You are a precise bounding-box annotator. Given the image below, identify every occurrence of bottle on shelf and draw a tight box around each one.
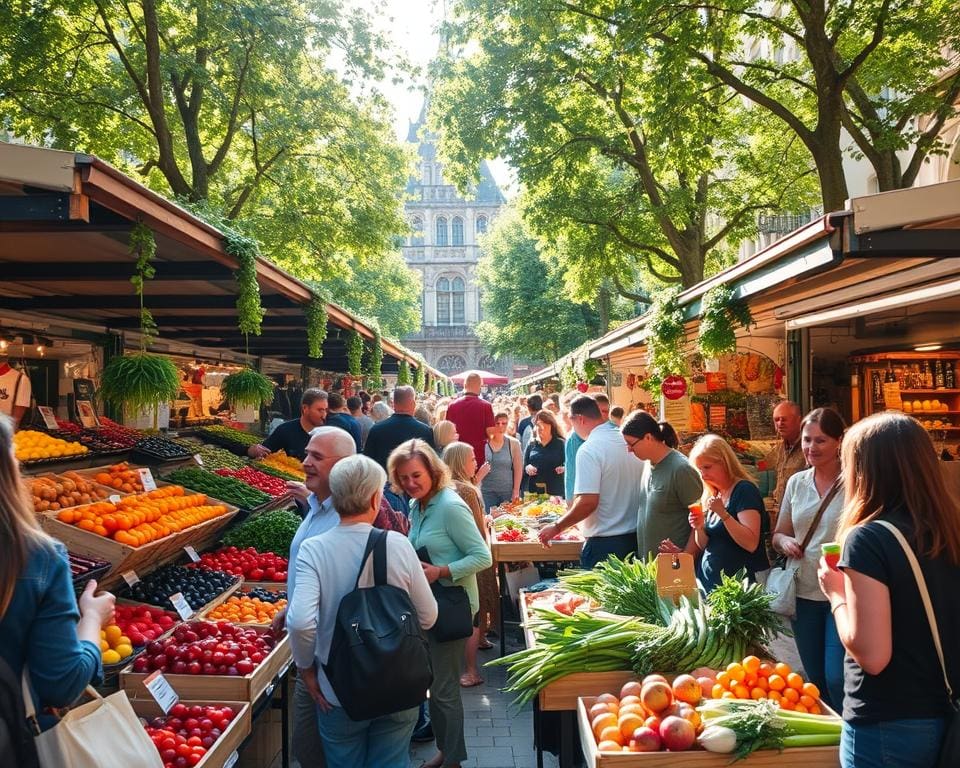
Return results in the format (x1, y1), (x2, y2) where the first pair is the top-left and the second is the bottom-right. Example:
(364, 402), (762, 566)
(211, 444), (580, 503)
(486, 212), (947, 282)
(911, 363), (922, 389)
(920, 360), (933, 389)
(885, 363), (896, 384)
(946, 361), (956, 390)
(935, 360), (946, 389)
(871, 371), (883, 404)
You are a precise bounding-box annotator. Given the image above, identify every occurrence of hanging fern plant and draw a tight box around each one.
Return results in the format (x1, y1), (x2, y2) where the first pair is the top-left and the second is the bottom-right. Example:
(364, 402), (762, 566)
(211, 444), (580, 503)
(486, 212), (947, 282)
(698, 286), (753, 360)
(347, 329), (364, 378)
(221, 368), (275, 410)
(306, 296), (328, 359)
(224, 230), (264, 341)
(559, 364), (578, 390)
(129, 221), (158, 347)
(99, 353), (181, 415)
(363, 325), (383, 389)
(583, 359), (601, 383)
(643, 287), (688, 395)
(397, 360), (411, 386)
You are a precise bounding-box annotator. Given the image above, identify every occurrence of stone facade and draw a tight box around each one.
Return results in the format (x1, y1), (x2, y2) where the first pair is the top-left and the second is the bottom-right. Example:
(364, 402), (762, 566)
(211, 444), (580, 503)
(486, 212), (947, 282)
(401, 102), (507, 375)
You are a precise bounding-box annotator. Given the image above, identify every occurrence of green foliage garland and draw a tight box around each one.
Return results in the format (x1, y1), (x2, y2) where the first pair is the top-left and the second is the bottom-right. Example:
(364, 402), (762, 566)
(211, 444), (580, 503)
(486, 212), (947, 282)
(698, 286), (753, 360)
(583, 359), (600, 383)
(221, 368), (275, 410)
(644, 288), (687, 395)
(363, 325), (384, 389)
(99, 353), (181, 414)
(347, 329), (364, 377)
(397, 360), (411, 386)
(560, 364), (578, 390)
(413, 357), (426, 392)
(224, 231), (264, 339)
(128, 222), (158, 347)
(306, 296), (328, 359)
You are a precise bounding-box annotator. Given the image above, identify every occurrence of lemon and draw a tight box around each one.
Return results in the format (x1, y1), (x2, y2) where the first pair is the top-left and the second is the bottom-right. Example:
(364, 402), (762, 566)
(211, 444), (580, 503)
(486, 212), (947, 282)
(102, 649), (121, 665)
(104, 625), (123, 645)
(114, 644), (134, 659)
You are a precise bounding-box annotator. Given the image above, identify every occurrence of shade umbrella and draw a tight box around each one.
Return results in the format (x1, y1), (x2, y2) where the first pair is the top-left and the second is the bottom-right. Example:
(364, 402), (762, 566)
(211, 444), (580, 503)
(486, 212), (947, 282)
(449, 369), (509, 386)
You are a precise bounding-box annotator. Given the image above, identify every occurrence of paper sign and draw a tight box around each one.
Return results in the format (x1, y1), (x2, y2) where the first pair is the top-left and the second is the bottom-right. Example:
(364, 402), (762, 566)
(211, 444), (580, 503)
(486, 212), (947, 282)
(193, 453), (204, 466)
(143, 671), (179, 714)
(882, 382), (902, 410)
(138, 467), (157, 491)
(223, 752), (239, 768)
(169, 592), (193, 620)
(109, 494), (122, 504)
(184, 546), (200, 563)
(76, 400), (99, 428)
(121, 570), (140, 587)
(662, 395), (690, 432)
(705, 372), (728, 392)
(655, 553), (698, 602)
(38, 406), (60, 430)
(709, 404), (727, 428)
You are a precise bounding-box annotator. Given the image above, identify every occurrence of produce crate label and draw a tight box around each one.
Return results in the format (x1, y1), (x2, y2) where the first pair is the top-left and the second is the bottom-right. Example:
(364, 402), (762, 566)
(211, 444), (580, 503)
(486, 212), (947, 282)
(655, 552), (697, 601)
(138, 467), (158, 491)
(170, 592), (193, 620)
(121, 570), (140, 587)
(109, 494), (122, 504)
(38, 406), (60, 430)
(224, 751), (239, 768)
(183, 545), (201, 562)
(193, 453), (204, 466)
(143, 670), (179, 714)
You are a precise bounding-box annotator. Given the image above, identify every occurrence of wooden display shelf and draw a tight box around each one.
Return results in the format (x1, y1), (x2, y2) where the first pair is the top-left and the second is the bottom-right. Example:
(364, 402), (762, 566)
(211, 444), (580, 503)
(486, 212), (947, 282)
(198, 585), (287, 627)
(577, 696), (840, 767)
(128, 698), (251, 768)
(120, 630), (291, 704)
(487, 524), (584, 564)
(38, 495), (240, 590)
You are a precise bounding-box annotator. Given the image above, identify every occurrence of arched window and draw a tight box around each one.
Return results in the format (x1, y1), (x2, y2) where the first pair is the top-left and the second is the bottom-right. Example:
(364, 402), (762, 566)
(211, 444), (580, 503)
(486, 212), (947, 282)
(436, 277), (450, 325)
(410, 216), (424, 247)
(435, 216), (448, 246)
(437, 354), (466, 374)
(423, 164), (432, 185)
(475, 215), (488, 234)
(451, 216), (464, 246)
(436, 275), (465, 325)
(452, 277), (465, 324)
(478, 354), (500, 373)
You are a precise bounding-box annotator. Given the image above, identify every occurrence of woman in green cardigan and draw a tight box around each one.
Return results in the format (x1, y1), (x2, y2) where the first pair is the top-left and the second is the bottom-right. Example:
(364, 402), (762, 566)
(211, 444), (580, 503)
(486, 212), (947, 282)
(388, 438), (493, 768)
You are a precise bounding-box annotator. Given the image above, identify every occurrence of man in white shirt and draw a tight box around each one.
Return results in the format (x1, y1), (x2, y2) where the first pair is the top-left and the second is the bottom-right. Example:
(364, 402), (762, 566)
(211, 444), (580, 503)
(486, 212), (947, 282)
(538, 395), (642, 567)
(0, 361), (31, 427)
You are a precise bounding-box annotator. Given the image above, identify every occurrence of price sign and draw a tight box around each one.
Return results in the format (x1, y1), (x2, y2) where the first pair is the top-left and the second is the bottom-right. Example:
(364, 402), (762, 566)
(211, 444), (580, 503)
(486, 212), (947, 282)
(109, 494), (122, 504)
(121, 570), (140, 587)
(169, 592), (193, 620)
(184, 546), (200, 563)
(223, 751), (239, 768)
(193, 454), (204, 466)
(38, 406), (60, 430)
(143, 671), (179, 714)
(138, 468), (157, 491)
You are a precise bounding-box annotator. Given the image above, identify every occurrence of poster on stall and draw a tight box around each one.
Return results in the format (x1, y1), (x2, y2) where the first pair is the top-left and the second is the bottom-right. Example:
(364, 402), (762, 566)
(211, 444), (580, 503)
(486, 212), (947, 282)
(662, 395), (690, 432)
(709, 404), (727, 429)
(705, 372), (728, 392)
(882, 382), (902, 410)
(76, 400), (99, 428)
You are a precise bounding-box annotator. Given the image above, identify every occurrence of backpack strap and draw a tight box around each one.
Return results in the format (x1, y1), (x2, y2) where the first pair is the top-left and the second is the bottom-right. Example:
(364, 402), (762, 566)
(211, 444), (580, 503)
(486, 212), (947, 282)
(371, 527), (389, 586)
(355, 528), (380, 589)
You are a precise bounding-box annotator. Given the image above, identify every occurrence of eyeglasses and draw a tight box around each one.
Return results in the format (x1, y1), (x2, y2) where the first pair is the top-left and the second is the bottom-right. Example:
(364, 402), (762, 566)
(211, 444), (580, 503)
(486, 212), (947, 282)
(625, 438), (640, 450)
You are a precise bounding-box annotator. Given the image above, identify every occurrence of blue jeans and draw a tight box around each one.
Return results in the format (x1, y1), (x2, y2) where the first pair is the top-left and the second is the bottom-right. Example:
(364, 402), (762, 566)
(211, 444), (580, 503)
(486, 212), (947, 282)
(841, 718), (947, 768)
(581, 533), (637, 569)
(316, 703), (419, 768)
(791, 597), (844, 711)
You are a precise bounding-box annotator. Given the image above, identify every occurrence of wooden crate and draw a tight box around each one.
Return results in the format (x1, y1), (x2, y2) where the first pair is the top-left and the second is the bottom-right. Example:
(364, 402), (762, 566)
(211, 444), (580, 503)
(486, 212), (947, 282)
(128, 697), (251, 768)
(577, 697), (841, 767)
(38, 495), (240, 590)
(119, 576), (242, 621)
(23, 471), (129, 515)
(120, 630), (292, 703)
(197, 585), (286, 627)
(242, 580), (288, 593)
(487, 523), (584, 563)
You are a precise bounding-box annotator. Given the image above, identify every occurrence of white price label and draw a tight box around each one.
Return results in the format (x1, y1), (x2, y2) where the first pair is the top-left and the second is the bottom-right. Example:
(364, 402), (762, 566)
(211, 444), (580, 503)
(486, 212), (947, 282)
(138, 467), (157, 491)
(223, 751), (239, 768)
(38, 406), (60, 430)
(193, 453), (204, 466)
(169, 592), (193, 620)
(143, 671), (179, 714)
(121, 570), (140, 587)
(109, 494), (122, 504)
(184, 545), (200, 562)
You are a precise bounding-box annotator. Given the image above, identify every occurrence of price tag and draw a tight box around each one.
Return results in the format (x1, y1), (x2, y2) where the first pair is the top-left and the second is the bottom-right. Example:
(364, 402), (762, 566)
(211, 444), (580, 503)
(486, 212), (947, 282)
(143, 671), (179, 714)
(38, 406), (60, 430)
(121, 570), (140, 587)
(169, 592), (193, 620)
(193, 453), (204, 466)
(138, 467), (157, 491)
(184, 545), (200, 563)
(223, 751), (239, 768)
(109, 494), (122, 504)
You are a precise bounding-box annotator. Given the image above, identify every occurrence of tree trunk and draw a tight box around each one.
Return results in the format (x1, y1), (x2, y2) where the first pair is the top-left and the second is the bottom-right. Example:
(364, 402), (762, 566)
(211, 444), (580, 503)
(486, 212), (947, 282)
(598, 284), (611, 334)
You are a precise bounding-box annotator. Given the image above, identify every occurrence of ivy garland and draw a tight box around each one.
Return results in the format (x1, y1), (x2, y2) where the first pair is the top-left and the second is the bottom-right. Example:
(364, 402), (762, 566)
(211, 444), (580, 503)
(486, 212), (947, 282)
(413, 357), (426, 392)
(559, 364), (578, 390)
(129, 221), (158, 347)
(224, 230), (265, 341)
(643, 287), (687, 395)
(583, 359), (600, 383)
(347, 329), (364, 378)
(698, 286), (753, 360)
(306, 296), (328, 359)
(363, 325), (384, 389)
(397, 360), (411, 386)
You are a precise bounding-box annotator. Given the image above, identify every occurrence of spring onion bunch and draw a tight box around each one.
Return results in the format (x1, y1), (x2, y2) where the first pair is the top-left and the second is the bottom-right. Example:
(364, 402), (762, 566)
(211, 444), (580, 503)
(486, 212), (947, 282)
(559, 555), (671, 624)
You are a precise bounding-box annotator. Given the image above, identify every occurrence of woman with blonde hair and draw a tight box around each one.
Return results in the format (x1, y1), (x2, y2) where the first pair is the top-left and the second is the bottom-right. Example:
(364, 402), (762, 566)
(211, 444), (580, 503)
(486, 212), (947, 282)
(433, 419), (459, 453)
(388, 439), (492, 768)
(818, 412), (960, 768)
(688, 434), (769, 592)
(442, 442), (499, 687)
(0, 414), (116, 747)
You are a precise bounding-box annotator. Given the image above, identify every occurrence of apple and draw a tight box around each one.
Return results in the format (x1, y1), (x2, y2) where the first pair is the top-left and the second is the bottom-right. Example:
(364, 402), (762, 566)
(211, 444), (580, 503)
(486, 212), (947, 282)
(628, 726), (661, 752)
(659, 716), (696, 751)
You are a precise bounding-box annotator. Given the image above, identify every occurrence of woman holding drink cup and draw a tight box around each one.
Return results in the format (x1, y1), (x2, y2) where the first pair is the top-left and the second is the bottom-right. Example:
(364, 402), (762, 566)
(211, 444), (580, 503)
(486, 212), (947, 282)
(687, 434), (769, 592)
(771, 407), (846, 711)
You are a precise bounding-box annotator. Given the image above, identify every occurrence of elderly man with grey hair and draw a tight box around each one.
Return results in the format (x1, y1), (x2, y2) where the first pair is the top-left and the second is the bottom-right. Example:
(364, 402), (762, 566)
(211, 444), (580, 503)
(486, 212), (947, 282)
(362, 385), (436, 471)
(288, 455), (437, 765)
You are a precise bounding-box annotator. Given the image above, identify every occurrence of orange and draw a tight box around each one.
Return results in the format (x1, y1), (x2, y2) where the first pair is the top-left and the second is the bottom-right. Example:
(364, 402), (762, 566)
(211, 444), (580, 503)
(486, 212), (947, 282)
(597, 740), (622, 752)
(711, 684), (725, 699)
(598, 726), (622, 746)
(618, 713), (645, 741)
(618, 703), (645, 718)
(744, 673), (758, 688)
(802, 682), (821, 700)
(726, 663), (745, 683)
(767, 690), (782, 703)
(750, 687), (766, 700)
(783, 687), (800, 704)
(779, 698), (794, 710)
(733, 684), (750, 699)
(774, 662), (792, 678)
(756, 677), (769, 692)
(592, 712), (617, 737)
(786, 673), (805, 691)
(767, 674), (786, 692)
(715, 671), (732, 689)
(799, 695), (816, 709)
(743, 655), (761, 674)
(793, 703), (809, 714)
(809, 703), (822, 715)
(721, 691), (736, 700)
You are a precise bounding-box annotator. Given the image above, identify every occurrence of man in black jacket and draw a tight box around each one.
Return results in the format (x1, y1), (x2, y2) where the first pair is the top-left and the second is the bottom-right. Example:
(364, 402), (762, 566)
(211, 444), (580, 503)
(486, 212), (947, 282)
(362, 385), (436, 469)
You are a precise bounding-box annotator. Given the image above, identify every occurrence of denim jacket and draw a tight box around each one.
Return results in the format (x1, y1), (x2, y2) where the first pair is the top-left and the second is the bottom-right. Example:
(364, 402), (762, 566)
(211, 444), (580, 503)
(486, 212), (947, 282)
(0, 539), (102, 714)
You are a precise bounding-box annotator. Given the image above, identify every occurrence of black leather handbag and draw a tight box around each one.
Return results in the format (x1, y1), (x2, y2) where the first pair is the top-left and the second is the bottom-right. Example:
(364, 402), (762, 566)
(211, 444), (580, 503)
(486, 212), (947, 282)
(417, 547), (473, 642)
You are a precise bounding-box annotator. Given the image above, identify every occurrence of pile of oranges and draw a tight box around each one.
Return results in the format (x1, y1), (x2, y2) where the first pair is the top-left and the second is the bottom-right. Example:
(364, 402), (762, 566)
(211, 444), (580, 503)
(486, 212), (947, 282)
(709, 655), (823, 714)
(205, 595), (287, 625)
(93, 462), (144, 493)
(100, 624), (135, 665)
(56, 486), (228, 546)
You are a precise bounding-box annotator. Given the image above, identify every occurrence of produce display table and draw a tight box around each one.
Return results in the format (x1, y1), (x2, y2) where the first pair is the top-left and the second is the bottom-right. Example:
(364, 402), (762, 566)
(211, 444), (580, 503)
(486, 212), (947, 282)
(488, 525), (584, 655)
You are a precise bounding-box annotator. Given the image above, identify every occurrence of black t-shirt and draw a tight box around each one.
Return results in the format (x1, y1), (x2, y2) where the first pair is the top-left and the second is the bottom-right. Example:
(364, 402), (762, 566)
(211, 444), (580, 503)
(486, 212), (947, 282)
(522, 438), (565, 496)
(261, 418), (311, 460)
(839, 510), (960, 722)
(697, 480), (769, 591)
(362, 414), (436, 470)
(324, 412), (362, 452)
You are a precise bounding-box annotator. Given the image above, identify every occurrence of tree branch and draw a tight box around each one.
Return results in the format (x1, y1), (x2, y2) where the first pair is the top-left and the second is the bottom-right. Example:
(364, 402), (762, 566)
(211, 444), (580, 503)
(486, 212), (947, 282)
(837, 0), (891, 84)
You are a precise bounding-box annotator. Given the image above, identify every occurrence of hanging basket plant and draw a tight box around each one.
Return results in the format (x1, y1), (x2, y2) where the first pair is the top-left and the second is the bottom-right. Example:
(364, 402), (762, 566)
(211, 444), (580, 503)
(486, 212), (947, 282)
(221, 368), (275, 410)
(697, 286), (753, 360)
(583, 359), (601, 383)
(347, 329), (364, 378)
(643, 287), (687, 395)
(397, 360), (411, 386)
(99, 353), (181, 414)
(224, 231), (265, 339)
(306, 295), (328, 359)
(413, 357), (426, 392)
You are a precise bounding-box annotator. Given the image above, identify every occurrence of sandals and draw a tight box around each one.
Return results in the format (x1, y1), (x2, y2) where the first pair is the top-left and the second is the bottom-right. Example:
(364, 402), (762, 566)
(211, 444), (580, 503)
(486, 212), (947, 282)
(460, 673), (484, 688)
(478, 639), (494, 650)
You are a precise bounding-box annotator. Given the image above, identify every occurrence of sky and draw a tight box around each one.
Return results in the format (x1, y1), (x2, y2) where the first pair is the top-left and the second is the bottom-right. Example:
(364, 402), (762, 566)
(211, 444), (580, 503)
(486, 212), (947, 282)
(357, 0), (515, 195)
